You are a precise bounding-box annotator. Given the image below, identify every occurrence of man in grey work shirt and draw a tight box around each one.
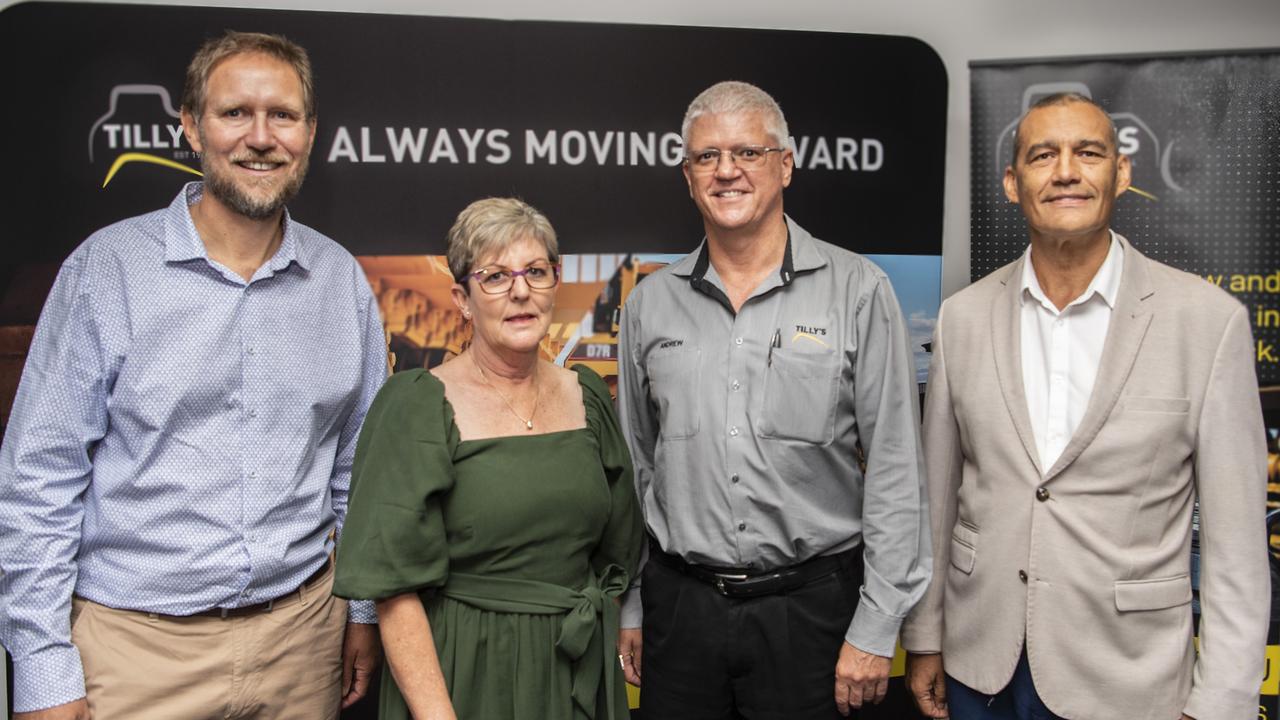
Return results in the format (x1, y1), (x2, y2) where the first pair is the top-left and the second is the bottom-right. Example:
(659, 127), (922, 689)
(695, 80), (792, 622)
(616, 80), (930, 719)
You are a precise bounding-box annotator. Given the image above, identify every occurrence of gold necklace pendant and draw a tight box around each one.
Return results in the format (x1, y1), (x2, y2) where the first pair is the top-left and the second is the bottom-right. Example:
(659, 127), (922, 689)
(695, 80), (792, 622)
(472, 353), (539, 431)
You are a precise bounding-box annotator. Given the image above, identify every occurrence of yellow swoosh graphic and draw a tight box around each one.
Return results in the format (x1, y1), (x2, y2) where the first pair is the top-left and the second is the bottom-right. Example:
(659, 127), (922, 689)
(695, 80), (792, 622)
(1126, 185), (1158, 201)
(791, 332), (830, 348)
(102, 152), (201, 188)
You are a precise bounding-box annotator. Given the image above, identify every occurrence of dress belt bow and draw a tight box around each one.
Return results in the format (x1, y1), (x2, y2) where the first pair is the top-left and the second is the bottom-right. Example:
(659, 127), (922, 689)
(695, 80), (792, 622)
(442, 564), (630, 720)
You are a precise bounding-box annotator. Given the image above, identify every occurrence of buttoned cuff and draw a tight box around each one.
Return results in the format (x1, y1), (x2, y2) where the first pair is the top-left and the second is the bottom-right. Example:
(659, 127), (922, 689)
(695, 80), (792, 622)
(844, 602), (902, 658)
(346, 599), (377, 624)
(13, 646), (87, 713)
(620, 586), (643, 629)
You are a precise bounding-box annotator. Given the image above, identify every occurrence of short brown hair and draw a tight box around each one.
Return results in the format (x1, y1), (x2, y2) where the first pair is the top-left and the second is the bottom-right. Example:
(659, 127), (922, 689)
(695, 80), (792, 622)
(447, 198), (560, 292)
(182, 30), (316, 121)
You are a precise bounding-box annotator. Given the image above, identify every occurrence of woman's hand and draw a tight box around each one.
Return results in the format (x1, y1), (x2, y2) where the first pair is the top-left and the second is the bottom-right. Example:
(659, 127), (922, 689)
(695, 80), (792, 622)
(617, 627), (643, 686)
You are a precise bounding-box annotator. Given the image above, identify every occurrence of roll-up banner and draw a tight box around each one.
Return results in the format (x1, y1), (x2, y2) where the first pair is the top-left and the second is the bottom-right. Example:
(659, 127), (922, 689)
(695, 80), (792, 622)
(970, 50), (1280, 385)
(0, 2), (947, 716)
(0, 2), (945, 392)
(972, 50), (1280, 717)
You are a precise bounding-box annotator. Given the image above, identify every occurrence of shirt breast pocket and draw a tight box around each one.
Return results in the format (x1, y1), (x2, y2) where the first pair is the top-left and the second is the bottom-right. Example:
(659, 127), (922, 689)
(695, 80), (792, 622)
(647, 348), (701, 440)
(757, 348), (839, 444)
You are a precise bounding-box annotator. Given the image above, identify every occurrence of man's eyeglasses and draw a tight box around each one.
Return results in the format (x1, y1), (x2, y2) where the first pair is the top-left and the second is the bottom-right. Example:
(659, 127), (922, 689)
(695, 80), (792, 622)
(685, 146), (787, 174)
(464, 261), (561, 295)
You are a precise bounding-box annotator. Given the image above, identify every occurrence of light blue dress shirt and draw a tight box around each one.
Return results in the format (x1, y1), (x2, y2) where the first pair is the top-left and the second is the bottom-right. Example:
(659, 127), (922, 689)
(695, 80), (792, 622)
(0, 183), (387, 713)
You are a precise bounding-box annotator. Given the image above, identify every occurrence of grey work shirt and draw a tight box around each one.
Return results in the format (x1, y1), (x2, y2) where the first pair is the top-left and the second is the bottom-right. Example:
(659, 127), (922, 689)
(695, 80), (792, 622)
(617, 216), (931, 657)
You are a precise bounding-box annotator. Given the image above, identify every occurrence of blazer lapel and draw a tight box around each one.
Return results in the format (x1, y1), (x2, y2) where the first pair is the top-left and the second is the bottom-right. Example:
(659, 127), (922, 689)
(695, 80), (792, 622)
(991, 256), (1043, 477)
(1044, 237), (1155, 481)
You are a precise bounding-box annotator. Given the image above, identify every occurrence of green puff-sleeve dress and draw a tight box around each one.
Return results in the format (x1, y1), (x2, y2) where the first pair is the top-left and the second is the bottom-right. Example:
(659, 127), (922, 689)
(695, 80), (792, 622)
(333, 365), (642, 720)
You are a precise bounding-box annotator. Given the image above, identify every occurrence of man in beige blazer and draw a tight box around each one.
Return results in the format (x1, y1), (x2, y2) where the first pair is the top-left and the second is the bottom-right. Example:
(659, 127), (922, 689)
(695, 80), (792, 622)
(901, 92), (1269, 720)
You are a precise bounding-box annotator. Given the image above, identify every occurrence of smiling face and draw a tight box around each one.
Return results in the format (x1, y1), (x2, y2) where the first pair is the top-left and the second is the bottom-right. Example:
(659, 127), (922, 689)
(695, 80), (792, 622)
(682, 110), (793, 240)
(453, 235), (557, 359)
(181, 52), (316, 221)
(1004, 101), (1130, 245)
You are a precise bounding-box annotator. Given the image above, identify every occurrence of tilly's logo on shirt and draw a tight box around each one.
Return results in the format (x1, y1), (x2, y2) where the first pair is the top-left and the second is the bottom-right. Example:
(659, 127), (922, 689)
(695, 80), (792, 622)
(792, 325), (829, 348)
(659, 339), (684, 349)
(88, 84), (202, 189)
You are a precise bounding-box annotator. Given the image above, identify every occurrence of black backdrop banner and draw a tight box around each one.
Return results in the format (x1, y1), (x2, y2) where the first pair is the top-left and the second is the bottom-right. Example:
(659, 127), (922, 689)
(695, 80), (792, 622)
(0, 3), (947, 716)
(0, 1), (946, 327)
(970, 50), (1280, 386)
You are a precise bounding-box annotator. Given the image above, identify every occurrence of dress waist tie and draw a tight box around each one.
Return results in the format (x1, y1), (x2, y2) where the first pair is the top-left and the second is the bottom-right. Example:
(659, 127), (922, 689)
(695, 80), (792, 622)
(440, 564), (629, 720)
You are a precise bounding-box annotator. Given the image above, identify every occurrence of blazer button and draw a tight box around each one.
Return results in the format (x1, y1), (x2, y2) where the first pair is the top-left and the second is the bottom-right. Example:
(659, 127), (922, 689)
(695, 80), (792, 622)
(1018, 569), (1028, 583)
(1035, 487), (1050, 502)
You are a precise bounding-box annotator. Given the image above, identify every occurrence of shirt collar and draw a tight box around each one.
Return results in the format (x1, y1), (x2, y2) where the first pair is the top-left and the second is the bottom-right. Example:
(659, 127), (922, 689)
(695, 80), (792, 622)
(1021, 229), (1124, 311)
(671, 214), (826, 282)
(163, 181), (310, 272)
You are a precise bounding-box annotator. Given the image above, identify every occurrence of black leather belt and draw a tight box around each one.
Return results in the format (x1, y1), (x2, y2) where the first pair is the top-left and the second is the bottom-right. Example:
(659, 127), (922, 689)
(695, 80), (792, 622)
(195, 560), (330, 618)
(648, 537), (859, 599)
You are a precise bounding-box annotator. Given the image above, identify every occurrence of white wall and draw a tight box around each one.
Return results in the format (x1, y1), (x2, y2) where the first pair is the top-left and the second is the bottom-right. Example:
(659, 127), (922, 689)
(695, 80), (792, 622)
(4, 0), (1278, 296)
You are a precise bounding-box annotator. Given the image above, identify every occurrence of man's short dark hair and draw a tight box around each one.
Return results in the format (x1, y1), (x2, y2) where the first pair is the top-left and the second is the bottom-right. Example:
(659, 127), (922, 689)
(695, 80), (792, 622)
(1010, 92), (1118, 166)
(182, 30), (315, 122)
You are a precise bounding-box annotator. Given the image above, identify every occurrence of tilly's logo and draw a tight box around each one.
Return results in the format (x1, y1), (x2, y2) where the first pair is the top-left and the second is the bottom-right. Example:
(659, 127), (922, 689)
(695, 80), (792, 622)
(792, 325), (830, 348)
(994, 81), (1184, 200)
(88, 85), (202, 188)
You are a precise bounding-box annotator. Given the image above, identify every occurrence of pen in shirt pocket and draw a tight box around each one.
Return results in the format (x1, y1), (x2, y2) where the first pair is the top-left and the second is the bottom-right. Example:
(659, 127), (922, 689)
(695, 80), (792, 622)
(768, 328), (781, 366)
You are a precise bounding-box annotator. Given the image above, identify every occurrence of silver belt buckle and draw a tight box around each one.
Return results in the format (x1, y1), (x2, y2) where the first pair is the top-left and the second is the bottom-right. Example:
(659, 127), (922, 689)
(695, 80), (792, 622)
(714, 573), (749, 596)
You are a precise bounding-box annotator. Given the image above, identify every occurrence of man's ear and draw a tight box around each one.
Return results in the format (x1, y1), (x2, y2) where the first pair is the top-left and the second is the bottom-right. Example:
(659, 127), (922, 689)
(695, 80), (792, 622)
(1114, 153), (1132, 198)
(1003, 165), (1020, 204)
(181, 108), (203, 154)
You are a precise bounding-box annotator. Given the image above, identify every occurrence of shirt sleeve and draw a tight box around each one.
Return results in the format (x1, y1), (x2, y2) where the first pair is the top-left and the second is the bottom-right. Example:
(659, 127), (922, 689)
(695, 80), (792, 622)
(330, 280), (389, 623)
(616, 293), (655, 629)
(577, 366), (644, 585)
(0, 249), (115, 712)
(332, 370), (456, 601)
(844, 271), (932, 658)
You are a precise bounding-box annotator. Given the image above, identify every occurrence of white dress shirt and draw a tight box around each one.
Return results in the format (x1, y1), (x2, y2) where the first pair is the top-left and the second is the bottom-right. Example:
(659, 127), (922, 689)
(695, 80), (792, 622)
(1020, 233), (1124, 472)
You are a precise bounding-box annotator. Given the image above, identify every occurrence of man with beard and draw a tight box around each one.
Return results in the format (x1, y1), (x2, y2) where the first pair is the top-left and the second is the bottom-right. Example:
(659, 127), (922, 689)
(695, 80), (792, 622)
(0, 32), (385, 719)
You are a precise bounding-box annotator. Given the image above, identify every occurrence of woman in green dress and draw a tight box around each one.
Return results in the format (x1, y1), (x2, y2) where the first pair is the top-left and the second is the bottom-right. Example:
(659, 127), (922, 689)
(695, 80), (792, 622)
(333, 198), (642, 720)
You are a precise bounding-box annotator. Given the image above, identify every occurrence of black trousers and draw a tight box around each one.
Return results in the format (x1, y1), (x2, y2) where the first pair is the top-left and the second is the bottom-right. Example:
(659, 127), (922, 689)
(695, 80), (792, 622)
(638, 550), (864, 720)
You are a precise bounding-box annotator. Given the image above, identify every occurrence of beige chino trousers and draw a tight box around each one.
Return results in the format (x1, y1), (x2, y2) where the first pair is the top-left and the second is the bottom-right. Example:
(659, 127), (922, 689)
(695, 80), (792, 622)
(70, 562), (347, 720)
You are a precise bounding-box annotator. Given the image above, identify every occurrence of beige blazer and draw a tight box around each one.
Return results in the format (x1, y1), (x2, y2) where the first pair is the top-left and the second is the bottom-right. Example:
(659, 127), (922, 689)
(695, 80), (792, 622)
(901, 236), (1269, 720)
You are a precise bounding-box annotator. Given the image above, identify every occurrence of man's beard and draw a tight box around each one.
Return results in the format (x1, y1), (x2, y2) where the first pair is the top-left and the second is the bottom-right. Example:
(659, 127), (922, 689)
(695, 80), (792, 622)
(202, 151), (309, 221)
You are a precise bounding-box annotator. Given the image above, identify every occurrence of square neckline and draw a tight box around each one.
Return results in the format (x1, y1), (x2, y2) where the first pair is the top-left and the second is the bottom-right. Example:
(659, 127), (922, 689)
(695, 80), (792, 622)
(432, 365), (594, 445)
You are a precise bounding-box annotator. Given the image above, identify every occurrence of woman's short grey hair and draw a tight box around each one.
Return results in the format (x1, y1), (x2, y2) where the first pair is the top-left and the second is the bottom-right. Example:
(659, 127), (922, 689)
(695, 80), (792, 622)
(447, 198), (560, 291)
(681, 81), (790, 149)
